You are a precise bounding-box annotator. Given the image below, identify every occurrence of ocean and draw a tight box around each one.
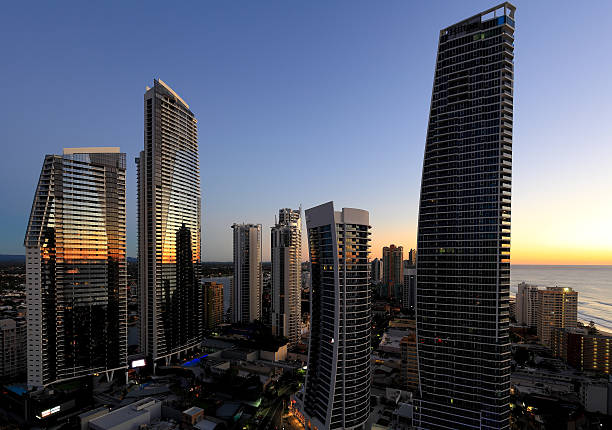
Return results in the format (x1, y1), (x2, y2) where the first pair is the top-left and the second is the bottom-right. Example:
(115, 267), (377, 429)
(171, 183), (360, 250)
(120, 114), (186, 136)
(511, 265), (612, 331)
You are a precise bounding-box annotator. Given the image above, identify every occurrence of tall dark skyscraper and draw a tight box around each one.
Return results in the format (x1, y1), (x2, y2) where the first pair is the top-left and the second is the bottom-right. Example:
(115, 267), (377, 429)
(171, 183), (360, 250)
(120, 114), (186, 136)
(300, 202), (371, 430)
(137, 79), (202, 366)
(415, 4), (515, 429)
(25, 148), (127, 388)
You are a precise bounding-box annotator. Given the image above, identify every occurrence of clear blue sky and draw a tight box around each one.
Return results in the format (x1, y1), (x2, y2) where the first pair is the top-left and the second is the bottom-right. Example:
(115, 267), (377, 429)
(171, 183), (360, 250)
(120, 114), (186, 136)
(1, 1), (611, 263)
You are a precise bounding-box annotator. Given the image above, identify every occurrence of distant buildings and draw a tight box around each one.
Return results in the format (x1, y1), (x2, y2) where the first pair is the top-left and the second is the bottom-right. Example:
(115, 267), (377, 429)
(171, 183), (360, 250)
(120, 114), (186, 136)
(397, 319), (418, 391)
(415, 4), (515, 429)
(271, 208), (302, 347)
(551, 327), (611, 374)
(204, 282), (224, 330)
(383, 245), (403, 300)
(516, 282), (539, 327)
(25, 147), (127, 388)
(371, 258), (383, 284)
(301, 202), (371, 430)
(402, 261), (416, 310)
(537, 287), (578, 347)
(0, 318), (26, 379)
(408, 248), (416, 266)
(231, 223), (263, 324)
(137, 79), (203, 365)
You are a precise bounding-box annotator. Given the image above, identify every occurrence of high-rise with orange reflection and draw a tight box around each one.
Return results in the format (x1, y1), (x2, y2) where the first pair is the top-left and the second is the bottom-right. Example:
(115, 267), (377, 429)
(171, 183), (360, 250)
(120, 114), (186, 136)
(137, 79), (202, 366)
(416, 3), (515, 429)
(25, 147), (127, 388)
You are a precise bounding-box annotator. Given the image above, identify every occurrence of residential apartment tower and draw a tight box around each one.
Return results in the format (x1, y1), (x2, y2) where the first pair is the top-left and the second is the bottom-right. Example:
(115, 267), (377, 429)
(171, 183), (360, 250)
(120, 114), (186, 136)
(137, 79), (202, 365)
(271, 208), (302, 346)
(415, 4), (516, 429)
(25, 148), (127, 388)
(300, 202), (371, 430)
(231, 223), (263, 323)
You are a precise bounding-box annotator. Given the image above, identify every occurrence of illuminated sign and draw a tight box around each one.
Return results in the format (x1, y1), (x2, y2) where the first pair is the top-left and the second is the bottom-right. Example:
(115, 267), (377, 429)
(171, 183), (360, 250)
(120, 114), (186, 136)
(131, 359), (146, 368)
(40, 406), (60, 418)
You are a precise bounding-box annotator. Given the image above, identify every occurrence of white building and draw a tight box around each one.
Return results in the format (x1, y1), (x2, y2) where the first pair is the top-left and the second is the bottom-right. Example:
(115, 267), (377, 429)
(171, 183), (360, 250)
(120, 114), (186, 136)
(402, 265), (416, 310)
(300, 202), (371, 430)
(0, 318), (26, 379)
(89, 398), (162, 430)
(516, 282), (539, 327)
(271, 208), (302, 346)
(232, 224), (263, 323)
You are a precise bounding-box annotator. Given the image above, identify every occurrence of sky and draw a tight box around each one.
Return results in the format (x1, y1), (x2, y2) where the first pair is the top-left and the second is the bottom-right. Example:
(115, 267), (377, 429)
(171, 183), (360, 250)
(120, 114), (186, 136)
(1, 1), (611, 265)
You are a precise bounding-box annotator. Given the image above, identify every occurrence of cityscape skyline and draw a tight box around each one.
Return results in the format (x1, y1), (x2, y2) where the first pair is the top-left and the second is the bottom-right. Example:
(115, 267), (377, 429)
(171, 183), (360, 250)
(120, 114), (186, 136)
(2, 2), (612, 429)
(1, 1), (612, 266)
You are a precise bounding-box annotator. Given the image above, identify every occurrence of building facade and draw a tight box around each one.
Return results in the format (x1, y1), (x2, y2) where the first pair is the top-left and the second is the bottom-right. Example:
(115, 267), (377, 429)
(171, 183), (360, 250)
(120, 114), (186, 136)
(415, 4), (515, 429)
(537, 287), (578, 347)
(402, 263), (416, 310)
(232, 224), (263, 324)
(203, 282), (223, 330)
(382, 245), (403, 299)
(371, 258), (383, 285)
(551, 327), (611, 374)
(25, 148), (127, 388)
(516, 282), (539, 327)
(301, 202), (371, 430)
(400, 320), (418, 391)
(408, 248), (417, 266)
(137, 79), (202, 364)
(271, 208), (302, 346)
(0, 318), (26, 380)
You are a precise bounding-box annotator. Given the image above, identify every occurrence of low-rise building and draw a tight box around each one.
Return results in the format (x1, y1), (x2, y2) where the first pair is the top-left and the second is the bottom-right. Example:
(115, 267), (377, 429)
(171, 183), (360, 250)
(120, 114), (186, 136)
(182, 406), (205, 426)
(89, 398), (162, 430)
(551, 327), (612, 374)
(260, 344), (287, 362)
(0, 318), (26, 379)
(579, 378), (612, 415)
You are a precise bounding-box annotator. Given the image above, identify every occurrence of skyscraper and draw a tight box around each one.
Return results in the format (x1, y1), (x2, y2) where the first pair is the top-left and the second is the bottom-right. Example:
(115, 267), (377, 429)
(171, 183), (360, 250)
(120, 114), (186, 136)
(402, 262), (416, 310)
(383, 245), (403, 299)
(137, 79), (202, 365)
(232, 223), (263, 324)
(415, 4), (515, 429)
(204, 281), (224, 330)
(271, 208), (302, 347)
(301, 202), (371, 430)
(408, 248), (417, 266)
(537, 286), (578, 347)
(25, 148), (127, 388)
(371, 258), (383, 284)
(516, 282), (539, 327)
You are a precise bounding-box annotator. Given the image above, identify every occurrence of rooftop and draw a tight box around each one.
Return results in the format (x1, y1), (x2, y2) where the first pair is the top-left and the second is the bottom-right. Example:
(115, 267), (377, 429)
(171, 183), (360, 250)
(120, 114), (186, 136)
(63, 147), (120, 154)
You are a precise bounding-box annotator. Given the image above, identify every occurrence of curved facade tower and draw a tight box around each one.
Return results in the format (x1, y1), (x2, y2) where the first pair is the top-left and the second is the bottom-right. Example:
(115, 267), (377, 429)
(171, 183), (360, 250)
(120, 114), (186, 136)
(271, 208), (302, 347)
(25, 148), (127, 388)
(416, 4), (515, 429)
(137, 79), (202, 364)
(301, 202), (371, 430)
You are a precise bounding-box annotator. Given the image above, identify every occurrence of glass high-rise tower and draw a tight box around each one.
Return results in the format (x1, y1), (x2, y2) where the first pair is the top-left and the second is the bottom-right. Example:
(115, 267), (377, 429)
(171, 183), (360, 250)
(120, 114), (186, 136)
(300, 202), (371, 430)
(415, 4), (515, 429)
(25, 148), (127, 388)
(137, 79), (202, 365)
